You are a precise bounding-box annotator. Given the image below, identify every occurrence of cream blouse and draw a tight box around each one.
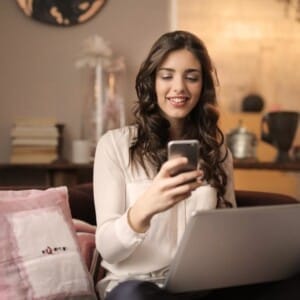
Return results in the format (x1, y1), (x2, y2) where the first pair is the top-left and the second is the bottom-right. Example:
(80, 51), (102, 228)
(93, 126), (236, 299)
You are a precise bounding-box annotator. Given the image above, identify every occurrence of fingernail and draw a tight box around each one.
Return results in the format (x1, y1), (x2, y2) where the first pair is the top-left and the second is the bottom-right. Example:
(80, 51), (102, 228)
(196, 177), (202, 183)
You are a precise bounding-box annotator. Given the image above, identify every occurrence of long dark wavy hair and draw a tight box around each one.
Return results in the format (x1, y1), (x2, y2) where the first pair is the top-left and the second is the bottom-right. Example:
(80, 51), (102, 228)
(130, 30), (230, 207)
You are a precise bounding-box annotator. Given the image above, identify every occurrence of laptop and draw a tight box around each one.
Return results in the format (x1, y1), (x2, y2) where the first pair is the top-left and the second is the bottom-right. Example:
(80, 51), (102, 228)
(164, 204), (300, 293)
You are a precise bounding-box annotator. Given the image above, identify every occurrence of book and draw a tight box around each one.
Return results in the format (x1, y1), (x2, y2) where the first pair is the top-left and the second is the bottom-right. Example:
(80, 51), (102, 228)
(10, 153), (58, 164)
(9, 119), (65, 164)
(11, 138), (58, 147)
(11, 146), (57, 155)
(14, 117), (57, 127)
(11, 126), (59, 139)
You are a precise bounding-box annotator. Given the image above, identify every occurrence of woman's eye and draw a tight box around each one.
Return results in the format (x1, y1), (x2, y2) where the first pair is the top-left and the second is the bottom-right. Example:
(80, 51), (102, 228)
(186, 76), (200, 82)
(161, 75), (173, 80)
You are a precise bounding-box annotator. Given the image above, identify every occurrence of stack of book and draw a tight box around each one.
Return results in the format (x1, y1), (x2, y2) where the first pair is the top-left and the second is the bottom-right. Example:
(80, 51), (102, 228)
(10, 119), (59, 164)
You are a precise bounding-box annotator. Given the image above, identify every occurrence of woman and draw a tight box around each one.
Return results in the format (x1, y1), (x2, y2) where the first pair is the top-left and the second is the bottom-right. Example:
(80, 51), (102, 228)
(93, 30), (235, 299)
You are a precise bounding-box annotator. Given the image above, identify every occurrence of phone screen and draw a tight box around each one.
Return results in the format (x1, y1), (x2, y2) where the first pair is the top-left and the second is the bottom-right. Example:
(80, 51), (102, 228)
(168, 140), (199, 176)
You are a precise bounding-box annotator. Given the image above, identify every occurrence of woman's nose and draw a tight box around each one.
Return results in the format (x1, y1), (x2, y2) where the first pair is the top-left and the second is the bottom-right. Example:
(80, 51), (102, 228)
(172, 76), (186, 92)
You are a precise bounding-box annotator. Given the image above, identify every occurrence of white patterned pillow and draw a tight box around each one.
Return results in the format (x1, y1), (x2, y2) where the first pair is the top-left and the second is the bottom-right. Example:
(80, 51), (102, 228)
(0, 186), (97, 299)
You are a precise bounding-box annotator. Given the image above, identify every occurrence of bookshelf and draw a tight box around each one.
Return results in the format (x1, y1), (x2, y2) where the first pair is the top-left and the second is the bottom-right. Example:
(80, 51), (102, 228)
(0, 163), (93, 189)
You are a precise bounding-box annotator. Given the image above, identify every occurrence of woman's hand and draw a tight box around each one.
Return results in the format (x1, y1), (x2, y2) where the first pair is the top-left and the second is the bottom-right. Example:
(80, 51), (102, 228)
(128, 157), (203, 233)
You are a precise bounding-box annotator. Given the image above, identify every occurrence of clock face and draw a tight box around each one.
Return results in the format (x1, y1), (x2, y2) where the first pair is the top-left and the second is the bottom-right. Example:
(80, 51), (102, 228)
(16, 0), (107, 26)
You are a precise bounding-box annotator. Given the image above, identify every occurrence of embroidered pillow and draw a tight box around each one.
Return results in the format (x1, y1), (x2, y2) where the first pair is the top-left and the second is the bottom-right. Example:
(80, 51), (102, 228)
(0, 186), (96, 299)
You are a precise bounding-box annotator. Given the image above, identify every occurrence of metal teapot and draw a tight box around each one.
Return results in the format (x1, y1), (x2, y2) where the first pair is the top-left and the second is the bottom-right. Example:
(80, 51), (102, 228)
(226, 120), (257, 160)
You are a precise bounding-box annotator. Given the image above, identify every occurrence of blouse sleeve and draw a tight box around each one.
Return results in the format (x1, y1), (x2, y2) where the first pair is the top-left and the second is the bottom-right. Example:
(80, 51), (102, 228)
(93, 131), (146, 264)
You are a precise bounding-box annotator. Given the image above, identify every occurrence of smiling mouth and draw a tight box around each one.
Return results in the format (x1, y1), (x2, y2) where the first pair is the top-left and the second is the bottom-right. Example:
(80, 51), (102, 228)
(167, 96), (189, 104)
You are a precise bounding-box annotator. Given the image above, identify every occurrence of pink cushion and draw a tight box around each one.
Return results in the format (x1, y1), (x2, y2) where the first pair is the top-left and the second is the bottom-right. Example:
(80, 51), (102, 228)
(0, 186), (96, 299)
(73, 218), (96, 234)
(76, 232), (96, 270)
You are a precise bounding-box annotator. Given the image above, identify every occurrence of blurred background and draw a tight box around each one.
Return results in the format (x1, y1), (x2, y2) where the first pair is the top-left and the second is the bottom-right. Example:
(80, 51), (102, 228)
(1, 0), (300, 198)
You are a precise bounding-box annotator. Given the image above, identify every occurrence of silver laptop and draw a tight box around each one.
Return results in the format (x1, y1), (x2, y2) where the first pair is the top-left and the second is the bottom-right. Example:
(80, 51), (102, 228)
(164, 204), (300, 293)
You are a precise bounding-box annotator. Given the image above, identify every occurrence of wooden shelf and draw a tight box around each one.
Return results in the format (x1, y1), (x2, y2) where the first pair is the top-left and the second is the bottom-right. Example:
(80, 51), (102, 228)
(233, 160), (300, 171)
(0, 162), (93, 188)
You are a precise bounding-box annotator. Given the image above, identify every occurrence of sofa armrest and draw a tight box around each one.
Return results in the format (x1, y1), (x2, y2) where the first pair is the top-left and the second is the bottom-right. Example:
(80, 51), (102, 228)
(73, 218), (105, 284)
(73, 218), (96, 234)
(76, 232), (96, 270)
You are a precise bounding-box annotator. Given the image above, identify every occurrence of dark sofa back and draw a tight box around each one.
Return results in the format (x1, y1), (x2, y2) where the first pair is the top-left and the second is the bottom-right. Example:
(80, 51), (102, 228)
(68, 183), (299, 225)
(68, 183), (96, 225)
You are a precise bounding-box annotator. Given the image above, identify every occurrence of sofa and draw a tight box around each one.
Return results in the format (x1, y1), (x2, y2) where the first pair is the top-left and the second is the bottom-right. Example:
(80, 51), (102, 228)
(68, 183), (299, 294)
(1, 183), (298, 299)
(68, 183), (299, 226)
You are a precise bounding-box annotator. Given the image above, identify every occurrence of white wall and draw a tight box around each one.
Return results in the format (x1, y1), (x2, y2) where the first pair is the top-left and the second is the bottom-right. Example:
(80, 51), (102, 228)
(0, 0), (171, 162)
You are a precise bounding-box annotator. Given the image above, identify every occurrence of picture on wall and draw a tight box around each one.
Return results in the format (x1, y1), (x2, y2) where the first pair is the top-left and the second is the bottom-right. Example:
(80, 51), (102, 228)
(16, 0), (107, 26)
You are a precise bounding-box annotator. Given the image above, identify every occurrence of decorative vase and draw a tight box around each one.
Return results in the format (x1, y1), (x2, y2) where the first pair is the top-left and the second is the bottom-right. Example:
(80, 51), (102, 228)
(76, 35), (126, 161)
(261, 111), (299, 162)
(81, 63), (125, 161)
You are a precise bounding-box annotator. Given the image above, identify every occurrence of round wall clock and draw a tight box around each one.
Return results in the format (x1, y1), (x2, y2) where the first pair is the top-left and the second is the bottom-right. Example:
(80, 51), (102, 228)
(16, 0), (107, 26)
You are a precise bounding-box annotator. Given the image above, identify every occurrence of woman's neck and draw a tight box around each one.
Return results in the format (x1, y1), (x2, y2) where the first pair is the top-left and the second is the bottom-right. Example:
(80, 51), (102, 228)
(169, 122), (184, 140)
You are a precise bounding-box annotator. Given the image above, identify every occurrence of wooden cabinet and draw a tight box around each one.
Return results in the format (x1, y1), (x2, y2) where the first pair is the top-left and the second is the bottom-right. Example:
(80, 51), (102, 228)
(1, 161), (300, 201)
(0, 163), (93, 189)
(234, 161), (300, 200)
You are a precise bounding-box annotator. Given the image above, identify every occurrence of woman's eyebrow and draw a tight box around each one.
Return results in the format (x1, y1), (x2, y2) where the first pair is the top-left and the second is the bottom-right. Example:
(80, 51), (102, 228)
(157, 67), (201, 73)
(185, 68), (201, 73)
(157, 67), (174, 72)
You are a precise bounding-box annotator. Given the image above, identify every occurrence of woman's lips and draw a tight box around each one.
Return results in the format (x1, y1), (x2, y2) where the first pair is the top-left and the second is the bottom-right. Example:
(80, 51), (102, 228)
(167, 96), (189, 106)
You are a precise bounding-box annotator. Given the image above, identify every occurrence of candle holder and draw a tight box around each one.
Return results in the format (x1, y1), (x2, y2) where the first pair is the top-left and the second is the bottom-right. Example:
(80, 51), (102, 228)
(52, 123), (69, 164)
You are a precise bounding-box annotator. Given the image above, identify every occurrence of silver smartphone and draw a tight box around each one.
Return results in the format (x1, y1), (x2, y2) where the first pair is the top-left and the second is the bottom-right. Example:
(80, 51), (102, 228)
(167, 140), (199, 176)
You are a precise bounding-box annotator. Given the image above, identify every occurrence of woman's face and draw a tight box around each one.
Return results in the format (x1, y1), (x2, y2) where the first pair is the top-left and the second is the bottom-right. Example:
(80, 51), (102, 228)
(155, 49), (203, 128)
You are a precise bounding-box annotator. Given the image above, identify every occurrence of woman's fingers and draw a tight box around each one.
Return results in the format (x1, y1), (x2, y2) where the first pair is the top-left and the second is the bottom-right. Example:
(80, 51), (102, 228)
(154, 171), (203, 209)
(162, 169), (203, 190)
(141, 157), (204, 215)
(166, 192), (192, 206)
(166, 179), (201, 198)
(158, 157), (189, 178)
